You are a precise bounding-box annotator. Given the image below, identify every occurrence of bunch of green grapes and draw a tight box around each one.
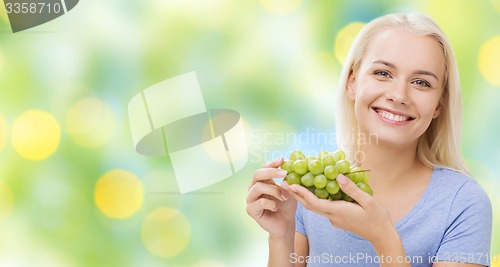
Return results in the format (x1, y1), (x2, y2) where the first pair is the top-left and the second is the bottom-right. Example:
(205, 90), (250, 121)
(281, 150), (372, 202)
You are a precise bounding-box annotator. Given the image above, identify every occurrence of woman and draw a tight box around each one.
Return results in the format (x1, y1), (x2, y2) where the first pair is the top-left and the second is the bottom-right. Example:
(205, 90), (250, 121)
(246, 13), (492, 267)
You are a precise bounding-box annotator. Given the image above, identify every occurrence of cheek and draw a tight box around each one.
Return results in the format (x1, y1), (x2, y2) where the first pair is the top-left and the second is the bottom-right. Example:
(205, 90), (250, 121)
(352, 89), (377, 122)
(354, 81), (380, 107)
(414, 93), (441, 118)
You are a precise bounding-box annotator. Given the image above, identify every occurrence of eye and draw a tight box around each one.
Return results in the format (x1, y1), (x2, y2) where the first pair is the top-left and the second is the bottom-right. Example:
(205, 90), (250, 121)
(373, 70), (392, 78)
(412, 79), (431, 88)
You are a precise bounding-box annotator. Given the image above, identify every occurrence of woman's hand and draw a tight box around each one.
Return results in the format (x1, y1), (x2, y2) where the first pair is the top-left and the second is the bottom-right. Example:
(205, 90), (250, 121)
(282, 174), (394, 246)
(246, 158), (298, 239)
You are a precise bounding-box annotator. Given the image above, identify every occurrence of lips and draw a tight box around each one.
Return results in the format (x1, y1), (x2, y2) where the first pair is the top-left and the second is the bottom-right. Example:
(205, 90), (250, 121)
(372, 107), (415, 122)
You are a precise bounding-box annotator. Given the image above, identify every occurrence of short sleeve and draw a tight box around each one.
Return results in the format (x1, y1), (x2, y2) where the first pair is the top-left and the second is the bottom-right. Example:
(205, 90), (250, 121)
(295, 202), (306, 236)
(435, 180), (492, 266)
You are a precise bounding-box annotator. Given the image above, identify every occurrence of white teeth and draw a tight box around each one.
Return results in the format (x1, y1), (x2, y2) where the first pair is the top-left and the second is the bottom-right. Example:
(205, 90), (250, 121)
(376, 109), (411, 122)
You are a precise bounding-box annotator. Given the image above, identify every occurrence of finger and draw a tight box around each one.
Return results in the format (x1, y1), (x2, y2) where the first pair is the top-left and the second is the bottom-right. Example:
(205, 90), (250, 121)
(250, 168), (287, 189)
(277, 184), (291, 201)
(262, 157), (284, 168)
(246, 198), (278, 219)
(288, 184), (333, 216)
(247, 182), (286, 204)
(336, 174), (371, 207)
(281, 181), (308, 207)
(281, 182), (329, 217)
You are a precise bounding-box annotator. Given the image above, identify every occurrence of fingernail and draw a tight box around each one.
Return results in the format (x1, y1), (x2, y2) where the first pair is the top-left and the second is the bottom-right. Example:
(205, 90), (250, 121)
(276, 169), (287, 177)
(273, 158), (282, 163)
(337, 174), (347, 185)
(281, 180), (290, 190)
(281, 193), (288, 201)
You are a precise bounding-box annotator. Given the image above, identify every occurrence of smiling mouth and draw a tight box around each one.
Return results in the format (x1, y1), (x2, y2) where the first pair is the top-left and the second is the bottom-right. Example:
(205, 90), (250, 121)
(372, 108), (416, 122)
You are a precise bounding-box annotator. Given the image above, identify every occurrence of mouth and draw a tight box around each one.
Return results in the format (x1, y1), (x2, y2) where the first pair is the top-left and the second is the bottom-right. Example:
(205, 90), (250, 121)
(371, 107), (415, 122)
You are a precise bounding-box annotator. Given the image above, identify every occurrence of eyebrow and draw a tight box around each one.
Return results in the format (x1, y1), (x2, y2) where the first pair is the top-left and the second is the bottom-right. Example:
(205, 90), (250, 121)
(372, 60), (439, 81)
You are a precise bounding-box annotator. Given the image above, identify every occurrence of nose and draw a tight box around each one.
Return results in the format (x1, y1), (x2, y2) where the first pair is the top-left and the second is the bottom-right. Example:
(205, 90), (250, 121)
(385, 81), (408, 105)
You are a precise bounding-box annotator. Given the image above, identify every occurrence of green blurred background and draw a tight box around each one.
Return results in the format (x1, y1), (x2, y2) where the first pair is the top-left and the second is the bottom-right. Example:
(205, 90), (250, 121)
(0, 0), (499, 266)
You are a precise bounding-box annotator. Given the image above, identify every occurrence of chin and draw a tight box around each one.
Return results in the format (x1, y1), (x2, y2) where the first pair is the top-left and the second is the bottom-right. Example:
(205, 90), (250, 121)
(363, 129), (420, 147)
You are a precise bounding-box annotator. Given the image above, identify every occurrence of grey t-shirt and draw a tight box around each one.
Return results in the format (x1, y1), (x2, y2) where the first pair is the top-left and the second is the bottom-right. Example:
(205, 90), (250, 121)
(295, 167), (492, 266)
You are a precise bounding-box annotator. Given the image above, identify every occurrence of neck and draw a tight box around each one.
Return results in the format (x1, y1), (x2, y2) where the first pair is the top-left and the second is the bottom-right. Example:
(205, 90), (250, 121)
(357, 140), (421, 189)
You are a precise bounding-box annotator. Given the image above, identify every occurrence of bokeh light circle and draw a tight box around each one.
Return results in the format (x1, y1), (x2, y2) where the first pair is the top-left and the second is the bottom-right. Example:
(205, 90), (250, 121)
(492, 254), (500, 267)
(66, 97), (116, 148)
(0, 182), (14, 223)
(0, 113), (7, 151)
(141, 207), (191, 258)
(32, 166), (89, 237)
(259, 0), (302, 14)
(479, 36), (500, 86)
(95, 169), (144, 219)
(11, 110), (60, 160)
(334, 22), (365, 64)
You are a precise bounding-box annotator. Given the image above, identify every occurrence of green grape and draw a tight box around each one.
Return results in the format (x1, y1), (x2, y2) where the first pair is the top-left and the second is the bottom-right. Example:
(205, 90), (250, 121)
(308, 160), (324, 175)
(306, 156), (317, 164)
(324, 165), (339, 180)
(335, 159), (350, 174)
(355, 172), (368, 183)
(285, 173), (301, 185)
(321, 154), (336, 166)
(346, 172), (363, 183)
(290, 150), (306, 161)
(280, 160), (294, 173)
(326, 180), (340, 194)
(293, 160), (308, 175)
(342, 192), (354, 202)
(313, 174), (327, 188)
(300, 172), (315, 187)
(350, 166), (362, 172)
(318, 151), (329, 159)
(332, 150), (345, 162)
(330, 191), (343, 200)
(347, 166), (370, 183)
(357, 182), (373, 196)
(359, 172), (370, 183)
(314, 187), (329, 199)
(282, 149), (368, 202)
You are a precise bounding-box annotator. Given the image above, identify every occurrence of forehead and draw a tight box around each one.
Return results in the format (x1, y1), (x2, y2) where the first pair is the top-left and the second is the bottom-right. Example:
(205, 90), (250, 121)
(363, 27), (445, 78)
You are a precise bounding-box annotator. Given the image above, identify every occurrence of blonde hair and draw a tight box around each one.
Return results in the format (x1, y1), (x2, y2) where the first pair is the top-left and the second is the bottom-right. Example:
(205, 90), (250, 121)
(335, 13), (470, 175)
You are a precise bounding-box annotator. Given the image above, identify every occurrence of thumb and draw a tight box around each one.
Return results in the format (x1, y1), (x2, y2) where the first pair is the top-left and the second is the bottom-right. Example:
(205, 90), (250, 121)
(337, 174), (370, 206)
(263, 157), (284, 168)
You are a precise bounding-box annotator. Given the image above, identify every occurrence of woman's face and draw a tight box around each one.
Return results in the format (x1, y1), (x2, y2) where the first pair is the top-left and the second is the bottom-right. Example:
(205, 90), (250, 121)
(347, 27), (445, 147)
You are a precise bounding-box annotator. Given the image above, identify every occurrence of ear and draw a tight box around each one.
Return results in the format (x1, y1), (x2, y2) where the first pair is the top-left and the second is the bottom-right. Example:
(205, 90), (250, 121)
(432, 97), (444, 119)
(346, 70), (356, 100)
(432, 107), (441, 119)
